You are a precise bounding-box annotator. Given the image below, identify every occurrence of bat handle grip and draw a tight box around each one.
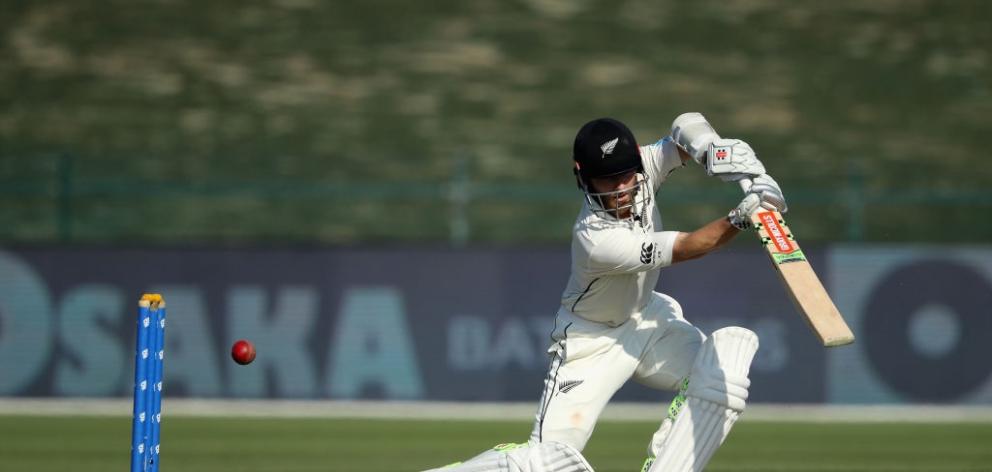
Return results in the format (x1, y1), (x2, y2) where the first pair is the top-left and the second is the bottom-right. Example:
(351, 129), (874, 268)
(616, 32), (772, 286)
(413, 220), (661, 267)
(738, 177), (753, 194)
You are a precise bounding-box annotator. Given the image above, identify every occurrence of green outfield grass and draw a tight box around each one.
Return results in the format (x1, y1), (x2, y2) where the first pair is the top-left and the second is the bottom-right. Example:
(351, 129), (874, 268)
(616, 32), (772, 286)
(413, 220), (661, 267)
(1, 415), (990, 471)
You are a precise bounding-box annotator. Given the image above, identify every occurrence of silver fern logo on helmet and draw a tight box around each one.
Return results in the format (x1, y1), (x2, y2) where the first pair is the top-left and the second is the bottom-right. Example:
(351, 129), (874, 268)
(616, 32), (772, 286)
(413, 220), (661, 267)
(600, 138), (619, 158)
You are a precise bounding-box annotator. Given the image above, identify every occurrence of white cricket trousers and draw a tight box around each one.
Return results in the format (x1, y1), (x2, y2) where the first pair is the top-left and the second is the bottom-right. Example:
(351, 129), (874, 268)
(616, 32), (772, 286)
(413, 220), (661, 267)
(529, 291), (704, 451)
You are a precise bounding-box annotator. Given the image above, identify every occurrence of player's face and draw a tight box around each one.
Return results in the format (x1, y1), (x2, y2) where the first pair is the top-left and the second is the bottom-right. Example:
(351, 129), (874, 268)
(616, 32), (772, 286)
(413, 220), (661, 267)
(589, 170), (639, 219)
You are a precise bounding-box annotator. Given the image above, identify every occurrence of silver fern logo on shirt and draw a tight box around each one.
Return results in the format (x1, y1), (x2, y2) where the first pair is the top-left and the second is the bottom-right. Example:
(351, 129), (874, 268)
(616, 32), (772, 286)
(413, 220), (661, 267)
(600, 137), (619, 158)
(559, 379), (584, 393)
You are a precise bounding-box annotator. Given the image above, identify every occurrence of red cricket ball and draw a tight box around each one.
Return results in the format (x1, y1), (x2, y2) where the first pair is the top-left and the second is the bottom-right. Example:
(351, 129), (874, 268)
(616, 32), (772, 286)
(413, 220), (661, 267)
(231, 339), (256, 365)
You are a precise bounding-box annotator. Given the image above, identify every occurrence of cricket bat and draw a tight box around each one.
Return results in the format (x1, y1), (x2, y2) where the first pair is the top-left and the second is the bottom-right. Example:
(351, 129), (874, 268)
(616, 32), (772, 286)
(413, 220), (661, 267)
(739, 179), (855, 347)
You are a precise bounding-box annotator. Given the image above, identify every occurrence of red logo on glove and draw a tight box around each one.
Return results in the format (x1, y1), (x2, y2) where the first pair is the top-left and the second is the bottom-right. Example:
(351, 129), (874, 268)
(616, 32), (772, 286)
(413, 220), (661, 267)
(715, 148), (728, 160)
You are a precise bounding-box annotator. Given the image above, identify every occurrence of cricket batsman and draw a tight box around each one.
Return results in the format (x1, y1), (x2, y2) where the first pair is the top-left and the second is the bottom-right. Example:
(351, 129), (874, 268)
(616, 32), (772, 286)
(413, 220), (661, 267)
(425, 113), (787, 472)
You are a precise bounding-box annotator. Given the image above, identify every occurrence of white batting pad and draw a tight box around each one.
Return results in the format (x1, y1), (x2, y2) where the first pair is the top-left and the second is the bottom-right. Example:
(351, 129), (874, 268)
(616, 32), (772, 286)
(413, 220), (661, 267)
(648, 327), (759, 472)
(424, 441), (595, 472)
(685, 327), (758, 411)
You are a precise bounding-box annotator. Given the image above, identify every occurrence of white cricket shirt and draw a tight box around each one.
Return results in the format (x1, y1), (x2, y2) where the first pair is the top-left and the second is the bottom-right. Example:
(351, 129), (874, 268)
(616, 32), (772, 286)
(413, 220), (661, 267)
(560, 136), (685, 327)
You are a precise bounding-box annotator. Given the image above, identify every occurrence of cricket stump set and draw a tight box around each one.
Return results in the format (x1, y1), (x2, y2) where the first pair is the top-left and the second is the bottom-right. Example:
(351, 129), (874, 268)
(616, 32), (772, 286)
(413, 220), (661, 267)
(131, 293), (167, 472)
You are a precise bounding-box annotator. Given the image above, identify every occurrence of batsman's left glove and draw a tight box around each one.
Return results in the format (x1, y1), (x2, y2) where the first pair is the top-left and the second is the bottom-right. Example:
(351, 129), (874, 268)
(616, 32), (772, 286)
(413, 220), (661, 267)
(706, 139), (766, 182)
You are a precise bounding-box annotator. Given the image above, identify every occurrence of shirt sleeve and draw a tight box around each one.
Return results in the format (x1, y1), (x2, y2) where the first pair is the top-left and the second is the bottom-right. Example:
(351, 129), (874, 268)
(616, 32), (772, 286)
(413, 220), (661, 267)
(640, 137), (685, 192)
(581, 228), (680, 276)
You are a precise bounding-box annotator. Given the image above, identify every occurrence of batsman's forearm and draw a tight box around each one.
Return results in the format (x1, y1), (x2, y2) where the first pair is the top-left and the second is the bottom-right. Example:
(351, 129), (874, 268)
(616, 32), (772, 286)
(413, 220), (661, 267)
(671, 217), (739, 263)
